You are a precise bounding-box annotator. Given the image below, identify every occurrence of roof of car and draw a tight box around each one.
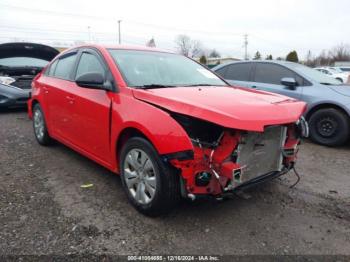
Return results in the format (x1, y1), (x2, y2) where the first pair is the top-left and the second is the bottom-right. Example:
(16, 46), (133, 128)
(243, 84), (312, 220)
(212, 60), (299, 70)
(61, 44), (175, 55)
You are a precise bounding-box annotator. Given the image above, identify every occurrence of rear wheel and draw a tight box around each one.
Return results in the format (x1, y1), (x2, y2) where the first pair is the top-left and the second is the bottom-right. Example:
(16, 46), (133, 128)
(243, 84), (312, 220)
(309, 108), (349, 146)
(119, 137), (180, 216)
(33, 103), (52, 145)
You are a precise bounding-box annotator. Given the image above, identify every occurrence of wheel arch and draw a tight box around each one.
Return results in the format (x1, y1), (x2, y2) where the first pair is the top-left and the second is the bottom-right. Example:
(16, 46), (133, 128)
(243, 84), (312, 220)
(115, 127), (150, 164)
(305, 103), (350, 120)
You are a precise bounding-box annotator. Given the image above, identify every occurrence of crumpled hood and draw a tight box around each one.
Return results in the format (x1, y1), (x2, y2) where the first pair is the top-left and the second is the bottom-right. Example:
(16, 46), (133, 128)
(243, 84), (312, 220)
(329, 85), (350, 97)
(0, 42), (59, 61)
(132, 86), (306, 132)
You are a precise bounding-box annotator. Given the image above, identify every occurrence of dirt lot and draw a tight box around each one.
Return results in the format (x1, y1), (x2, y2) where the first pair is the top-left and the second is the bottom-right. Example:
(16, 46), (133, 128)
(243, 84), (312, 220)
(0, 109), (349, 256)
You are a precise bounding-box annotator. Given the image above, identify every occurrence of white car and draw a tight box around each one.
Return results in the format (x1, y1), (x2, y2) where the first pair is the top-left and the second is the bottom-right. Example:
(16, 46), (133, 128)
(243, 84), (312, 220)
(314, 67), (349, 83)
(330, 66), (350, 73)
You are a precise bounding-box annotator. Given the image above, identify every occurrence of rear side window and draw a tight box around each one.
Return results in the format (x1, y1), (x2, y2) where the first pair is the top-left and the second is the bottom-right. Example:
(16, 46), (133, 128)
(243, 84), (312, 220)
(46, 60), (58, 76)
(75, 52), (105, 79)
(54, 53), (77, 80)
(225, 63), (253, 81)
(254, 63), (295, 85)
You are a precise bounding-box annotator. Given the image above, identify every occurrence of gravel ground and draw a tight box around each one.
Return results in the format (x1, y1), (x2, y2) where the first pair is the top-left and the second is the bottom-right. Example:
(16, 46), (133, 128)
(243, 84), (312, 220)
(0, 109), (349, 256)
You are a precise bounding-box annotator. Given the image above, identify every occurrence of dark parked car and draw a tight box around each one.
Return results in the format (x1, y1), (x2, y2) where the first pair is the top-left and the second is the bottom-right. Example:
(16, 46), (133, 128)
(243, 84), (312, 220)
(0, 42), (59, 108)
(213, 61), (350, 146)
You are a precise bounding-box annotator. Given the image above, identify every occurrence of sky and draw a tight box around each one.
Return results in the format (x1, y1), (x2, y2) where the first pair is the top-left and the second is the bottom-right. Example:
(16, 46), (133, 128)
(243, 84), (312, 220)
(0, 0), (349, 60)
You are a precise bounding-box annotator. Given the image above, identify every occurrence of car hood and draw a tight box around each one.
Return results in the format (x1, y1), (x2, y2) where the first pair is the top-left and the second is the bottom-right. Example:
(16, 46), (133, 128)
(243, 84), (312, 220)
(132, 86), (306, 132)
(0, 42), (59, 61)
(328, 85), (350, 97)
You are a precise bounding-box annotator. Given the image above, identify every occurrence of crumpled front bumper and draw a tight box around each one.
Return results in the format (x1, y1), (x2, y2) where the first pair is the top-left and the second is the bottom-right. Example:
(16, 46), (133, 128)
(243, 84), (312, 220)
(168, 123), (302, 198)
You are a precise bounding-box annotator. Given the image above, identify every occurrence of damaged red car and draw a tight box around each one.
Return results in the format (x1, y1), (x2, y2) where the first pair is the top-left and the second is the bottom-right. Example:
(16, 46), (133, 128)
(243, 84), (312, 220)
(28, 45), (308, 216)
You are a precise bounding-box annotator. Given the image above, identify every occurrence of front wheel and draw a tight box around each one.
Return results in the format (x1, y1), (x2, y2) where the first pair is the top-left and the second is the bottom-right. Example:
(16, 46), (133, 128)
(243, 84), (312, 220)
(119, 137), (180, 216)
(33, 103), (52, 145)
(309, 108), (350, 146)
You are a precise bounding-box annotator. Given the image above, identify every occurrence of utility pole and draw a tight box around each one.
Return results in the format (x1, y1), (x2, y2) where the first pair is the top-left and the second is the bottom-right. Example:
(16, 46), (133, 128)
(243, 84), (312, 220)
(118, 20), (122, 44)
(87, 26), (91, 43)
(243, 34), (248, 60)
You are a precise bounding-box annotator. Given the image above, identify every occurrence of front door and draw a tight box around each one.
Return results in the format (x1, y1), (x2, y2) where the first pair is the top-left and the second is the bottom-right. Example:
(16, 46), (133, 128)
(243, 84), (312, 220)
(68, 49), (112, 164)
(250, 63), (302, 100)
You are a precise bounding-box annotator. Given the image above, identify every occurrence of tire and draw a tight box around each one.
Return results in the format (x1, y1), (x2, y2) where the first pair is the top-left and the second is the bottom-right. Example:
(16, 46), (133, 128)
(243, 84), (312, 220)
(32, 103), (52, 146)
(119, 137), (180, 216)
(308, 108), (350, 146)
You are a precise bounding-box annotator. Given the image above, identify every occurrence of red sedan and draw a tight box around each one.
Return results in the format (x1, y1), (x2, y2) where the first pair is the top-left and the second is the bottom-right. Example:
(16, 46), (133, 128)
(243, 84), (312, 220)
(28, 45), (307, 216)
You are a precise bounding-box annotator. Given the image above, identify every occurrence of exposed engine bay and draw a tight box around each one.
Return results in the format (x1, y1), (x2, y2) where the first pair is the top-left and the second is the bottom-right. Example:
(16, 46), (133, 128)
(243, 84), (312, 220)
(0, 66), (43, 89)
(168, 113), (308, 198)
(0, 42), (59, 90)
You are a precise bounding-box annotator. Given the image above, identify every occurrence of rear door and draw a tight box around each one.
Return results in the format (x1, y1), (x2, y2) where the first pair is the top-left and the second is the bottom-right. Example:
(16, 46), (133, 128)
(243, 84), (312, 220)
(219, 62), (254, 88)
(45, 51), (79, 140)
(68, 48), (113, 164)
(250, 63), (303, 99)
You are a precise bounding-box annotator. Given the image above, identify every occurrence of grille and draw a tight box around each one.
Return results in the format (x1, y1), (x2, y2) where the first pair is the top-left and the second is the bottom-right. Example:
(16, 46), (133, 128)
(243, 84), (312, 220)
(235, 126), (287, 183)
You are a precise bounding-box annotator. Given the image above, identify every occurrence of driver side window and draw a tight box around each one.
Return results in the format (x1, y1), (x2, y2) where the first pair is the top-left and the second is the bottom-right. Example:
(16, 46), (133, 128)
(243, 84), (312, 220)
(254, 63), (304, 86)
(75, 52), (105, 79)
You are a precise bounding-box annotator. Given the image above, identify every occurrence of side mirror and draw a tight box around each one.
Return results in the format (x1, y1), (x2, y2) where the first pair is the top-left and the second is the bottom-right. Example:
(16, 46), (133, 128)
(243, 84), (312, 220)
(76, 72), (105, 89)
(281, 77), (297, 90)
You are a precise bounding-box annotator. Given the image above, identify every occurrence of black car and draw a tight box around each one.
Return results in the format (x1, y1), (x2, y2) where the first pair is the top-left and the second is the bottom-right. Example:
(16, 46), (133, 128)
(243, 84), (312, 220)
(0, 42), (59, 108)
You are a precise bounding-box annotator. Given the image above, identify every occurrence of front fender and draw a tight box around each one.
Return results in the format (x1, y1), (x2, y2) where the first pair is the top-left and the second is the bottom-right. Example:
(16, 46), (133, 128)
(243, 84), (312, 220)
(111, 94), (194, 170)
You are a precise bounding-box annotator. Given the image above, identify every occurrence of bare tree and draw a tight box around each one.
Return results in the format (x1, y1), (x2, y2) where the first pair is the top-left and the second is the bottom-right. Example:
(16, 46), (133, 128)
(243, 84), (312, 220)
(303, 44), (350, 67)
(175, 34), (203, 57)
(146, 37), (156, 48)
(209, 49), (220, 58)
(191, 40), (203, 58)
(175, 35), (192, 56)
(329, 44), (350, 62)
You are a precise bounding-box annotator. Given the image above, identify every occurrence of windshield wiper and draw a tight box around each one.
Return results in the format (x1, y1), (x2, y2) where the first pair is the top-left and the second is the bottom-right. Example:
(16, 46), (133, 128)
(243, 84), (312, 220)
(134, 84), (177, 89)
(183, 84), (213, 87)
(320, 82), (333, 85)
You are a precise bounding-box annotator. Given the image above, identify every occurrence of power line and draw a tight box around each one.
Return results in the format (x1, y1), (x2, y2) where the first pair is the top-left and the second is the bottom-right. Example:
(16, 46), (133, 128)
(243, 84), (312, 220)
(0, 3), (244, 37)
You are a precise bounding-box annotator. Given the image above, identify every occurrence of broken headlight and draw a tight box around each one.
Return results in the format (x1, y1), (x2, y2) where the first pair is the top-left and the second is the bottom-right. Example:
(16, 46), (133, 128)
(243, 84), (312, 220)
(296, 116), (309, 138)
(170, 113), (224, 148)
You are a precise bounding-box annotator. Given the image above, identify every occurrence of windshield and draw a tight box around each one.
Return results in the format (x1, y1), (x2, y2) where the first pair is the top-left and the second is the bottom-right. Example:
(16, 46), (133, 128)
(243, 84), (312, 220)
(288, 63), (342, 85)
(108, 49), (227, 88)
(329, 67), (343, 73)
(0, 57), (49, 68)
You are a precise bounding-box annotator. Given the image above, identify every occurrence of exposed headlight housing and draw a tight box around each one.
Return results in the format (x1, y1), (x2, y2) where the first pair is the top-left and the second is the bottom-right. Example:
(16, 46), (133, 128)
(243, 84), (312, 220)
(0, 76), (16, 86)
(296, 116), (309, 138)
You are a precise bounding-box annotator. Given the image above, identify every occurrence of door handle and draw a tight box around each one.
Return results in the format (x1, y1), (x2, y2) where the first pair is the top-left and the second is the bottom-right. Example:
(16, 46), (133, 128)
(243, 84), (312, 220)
(251, 85), (257, 88)
(66, 95), (75, 104)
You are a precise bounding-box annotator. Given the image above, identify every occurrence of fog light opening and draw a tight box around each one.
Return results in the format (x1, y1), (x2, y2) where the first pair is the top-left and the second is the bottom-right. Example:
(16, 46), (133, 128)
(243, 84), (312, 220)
(195, 171), (212, 187)
(233, 168), (242, 183)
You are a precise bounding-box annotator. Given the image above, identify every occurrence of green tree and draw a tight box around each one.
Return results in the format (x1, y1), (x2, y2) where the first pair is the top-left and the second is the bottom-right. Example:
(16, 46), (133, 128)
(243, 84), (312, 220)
(265, 54), (273, 60)
(286, 50), (299, 62)
(253, 51), (262, 60)
(199, 55), (207, 65)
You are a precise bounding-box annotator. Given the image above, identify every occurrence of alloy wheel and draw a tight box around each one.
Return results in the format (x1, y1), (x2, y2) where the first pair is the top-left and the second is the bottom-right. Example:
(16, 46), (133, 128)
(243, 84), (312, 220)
(123, 149), (157, 204)
(33, 108), (45, 140)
